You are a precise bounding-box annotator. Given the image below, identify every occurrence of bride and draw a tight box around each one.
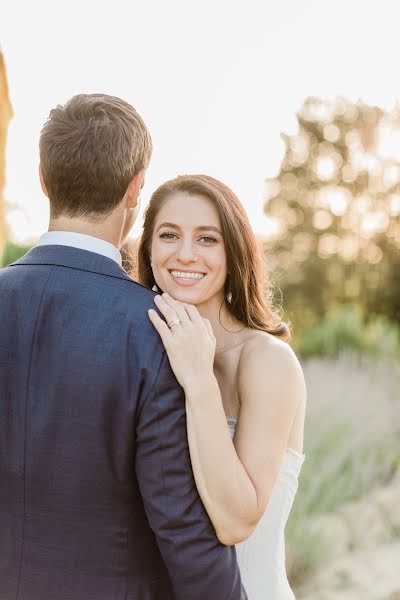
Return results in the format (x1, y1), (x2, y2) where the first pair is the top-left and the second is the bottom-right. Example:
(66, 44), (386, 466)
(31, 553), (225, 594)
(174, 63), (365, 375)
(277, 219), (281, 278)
(137, 174), (306, 600)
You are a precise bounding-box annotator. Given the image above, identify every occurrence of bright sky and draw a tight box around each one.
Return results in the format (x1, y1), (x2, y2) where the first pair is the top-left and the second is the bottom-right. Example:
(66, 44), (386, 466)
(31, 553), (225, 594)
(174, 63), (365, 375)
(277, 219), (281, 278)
(2, 0), (400, 244)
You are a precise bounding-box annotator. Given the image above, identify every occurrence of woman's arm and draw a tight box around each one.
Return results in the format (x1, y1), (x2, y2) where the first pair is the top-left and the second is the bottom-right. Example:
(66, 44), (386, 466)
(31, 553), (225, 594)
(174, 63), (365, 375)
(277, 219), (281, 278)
(148, 294), (306, 545)
(185, 338), (305, 545)
(184, 376), (258, 545)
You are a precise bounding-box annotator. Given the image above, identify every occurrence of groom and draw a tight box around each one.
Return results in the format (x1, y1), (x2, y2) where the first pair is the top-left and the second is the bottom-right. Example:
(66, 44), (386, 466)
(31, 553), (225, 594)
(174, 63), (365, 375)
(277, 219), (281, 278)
(0, 94), (246, 600)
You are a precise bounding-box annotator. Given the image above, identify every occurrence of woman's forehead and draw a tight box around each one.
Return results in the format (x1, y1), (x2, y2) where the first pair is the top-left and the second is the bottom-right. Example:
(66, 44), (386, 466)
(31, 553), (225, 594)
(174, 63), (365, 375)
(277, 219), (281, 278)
(155, 192), (221, 228)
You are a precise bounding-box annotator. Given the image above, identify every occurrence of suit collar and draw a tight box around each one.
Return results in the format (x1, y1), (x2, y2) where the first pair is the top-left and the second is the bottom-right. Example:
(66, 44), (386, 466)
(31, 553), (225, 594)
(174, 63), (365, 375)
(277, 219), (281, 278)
(8, 244), (134, 284)
(37, 231), (122, 266)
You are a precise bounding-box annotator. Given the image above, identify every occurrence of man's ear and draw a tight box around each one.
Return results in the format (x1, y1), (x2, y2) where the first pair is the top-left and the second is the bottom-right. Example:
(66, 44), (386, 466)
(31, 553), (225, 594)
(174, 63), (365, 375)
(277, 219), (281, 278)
(125, 168), (146, 209)
(39, 166), (49, 198)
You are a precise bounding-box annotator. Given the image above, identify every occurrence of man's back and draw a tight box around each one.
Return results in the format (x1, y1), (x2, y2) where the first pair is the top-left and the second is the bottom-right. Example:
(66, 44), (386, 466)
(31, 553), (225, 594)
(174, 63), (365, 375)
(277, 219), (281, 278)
(0, 245), (244, 600)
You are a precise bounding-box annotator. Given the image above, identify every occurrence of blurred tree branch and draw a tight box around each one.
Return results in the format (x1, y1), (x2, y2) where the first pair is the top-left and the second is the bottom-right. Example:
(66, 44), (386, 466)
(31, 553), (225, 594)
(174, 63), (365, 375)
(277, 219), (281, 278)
(264, 97), (400, 337)
(0, 49), (13, 261)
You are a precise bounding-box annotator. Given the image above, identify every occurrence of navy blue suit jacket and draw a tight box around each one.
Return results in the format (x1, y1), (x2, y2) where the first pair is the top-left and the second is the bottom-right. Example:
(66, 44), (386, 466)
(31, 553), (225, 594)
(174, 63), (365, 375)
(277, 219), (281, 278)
(0, 245), (246, 600)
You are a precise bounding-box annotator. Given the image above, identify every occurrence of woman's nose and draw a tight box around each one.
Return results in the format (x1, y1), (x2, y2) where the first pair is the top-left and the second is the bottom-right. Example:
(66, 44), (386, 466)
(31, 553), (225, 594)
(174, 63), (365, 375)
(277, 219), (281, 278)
(176, 240), (198, 263)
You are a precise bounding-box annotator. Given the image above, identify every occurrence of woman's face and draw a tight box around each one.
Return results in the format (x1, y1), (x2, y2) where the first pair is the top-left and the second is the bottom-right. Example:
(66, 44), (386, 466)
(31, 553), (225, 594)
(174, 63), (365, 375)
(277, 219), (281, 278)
(150, 192), (228, 310)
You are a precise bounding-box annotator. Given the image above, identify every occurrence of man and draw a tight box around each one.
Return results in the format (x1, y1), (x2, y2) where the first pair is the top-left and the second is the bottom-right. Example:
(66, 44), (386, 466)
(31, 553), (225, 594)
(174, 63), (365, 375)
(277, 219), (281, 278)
(0, 94), (246, 600)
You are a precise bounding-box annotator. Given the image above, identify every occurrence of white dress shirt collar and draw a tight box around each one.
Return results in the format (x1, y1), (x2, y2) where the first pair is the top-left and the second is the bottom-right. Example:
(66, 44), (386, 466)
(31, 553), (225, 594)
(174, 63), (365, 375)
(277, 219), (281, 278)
(37, 231), (122, 266)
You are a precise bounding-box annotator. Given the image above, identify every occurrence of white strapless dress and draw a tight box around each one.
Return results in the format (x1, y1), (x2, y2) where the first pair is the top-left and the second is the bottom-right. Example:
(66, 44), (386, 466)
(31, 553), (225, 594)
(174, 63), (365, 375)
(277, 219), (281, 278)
(227, 416), (304, 600)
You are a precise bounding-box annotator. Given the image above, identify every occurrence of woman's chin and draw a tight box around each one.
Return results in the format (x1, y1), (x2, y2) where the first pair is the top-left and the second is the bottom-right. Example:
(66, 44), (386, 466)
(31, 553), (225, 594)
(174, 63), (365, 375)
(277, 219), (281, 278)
(165, 287), (202, 304)
(156, 281), (197, 303)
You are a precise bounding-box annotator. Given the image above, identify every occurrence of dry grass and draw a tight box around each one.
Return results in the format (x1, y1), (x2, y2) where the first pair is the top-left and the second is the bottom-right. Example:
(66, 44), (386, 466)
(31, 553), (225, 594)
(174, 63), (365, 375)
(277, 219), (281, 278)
(286, 353), (400, 583)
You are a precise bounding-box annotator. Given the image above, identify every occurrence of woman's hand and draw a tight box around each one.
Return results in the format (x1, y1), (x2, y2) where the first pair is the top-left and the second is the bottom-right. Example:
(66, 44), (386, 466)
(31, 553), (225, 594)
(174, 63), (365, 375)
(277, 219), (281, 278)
(148, 293), (216, 391)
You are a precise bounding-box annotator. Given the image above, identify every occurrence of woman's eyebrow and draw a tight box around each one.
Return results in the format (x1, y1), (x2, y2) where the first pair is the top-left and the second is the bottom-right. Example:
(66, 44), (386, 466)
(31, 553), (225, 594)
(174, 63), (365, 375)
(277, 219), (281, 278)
(156, 222), (222, 234)
(156, 222), (179, 231)
(195, 226), (222, 234)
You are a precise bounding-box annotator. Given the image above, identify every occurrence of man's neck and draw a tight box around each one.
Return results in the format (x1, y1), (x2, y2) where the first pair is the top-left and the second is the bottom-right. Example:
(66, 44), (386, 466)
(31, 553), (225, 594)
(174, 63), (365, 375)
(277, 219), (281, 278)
(48, 216), (122, 249)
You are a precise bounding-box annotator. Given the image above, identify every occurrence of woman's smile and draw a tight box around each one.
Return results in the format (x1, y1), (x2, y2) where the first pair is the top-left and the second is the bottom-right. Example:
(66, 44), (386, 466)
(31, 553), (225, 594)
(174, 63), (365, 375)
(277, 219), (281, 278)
(168, 269), (207, 286)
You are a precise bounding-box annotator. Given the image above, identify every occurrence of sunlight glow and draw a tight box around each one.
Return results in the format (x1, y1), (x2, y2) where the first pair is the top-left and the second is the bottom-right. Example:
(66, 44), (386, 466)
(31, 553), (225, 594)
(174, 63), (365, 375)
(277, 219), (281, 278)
(6, 208), (37, 245)
(323, 123), (340, 143)
(339, 236), (359, 262)
(377, 124), (400, 159)
(383, 164), (400, 188)
(319, 186), (351, 216)
(389, 193), (400, 216)
(315, 156), (337, 181)
(318, 233), (339, 257)
(289, 134), (309, 165)
(313, 209), (333, 230)
(361, 211), (389, 237)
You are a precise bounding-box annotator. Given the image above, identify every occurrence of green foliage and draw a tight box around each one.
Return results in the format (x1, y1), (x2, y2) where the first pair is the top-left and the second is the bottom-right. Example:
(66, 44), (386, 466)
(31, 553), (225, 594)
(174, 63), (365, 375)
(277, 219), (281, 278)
(1, 240), (31, 267)
(264, 97), (400, 332)
(294, 430), (399, 517)
(294, 304), (400, 358)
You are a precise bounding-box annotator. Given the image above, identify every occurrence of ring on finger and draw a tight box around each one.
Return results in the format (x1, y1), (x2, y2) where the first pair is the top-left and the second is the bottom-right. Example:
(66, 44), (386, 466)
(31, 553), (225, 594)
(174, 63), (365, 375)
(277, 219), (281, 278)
(167, 318), (181, 328)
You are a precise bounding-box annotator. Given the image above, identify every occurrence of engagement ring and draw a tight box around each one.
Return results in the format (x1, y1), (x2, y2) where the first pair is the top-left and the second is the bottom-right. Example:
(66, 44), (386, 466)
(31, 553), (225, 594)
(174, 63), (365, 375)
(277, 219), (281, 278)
(167, 318), (181, 328)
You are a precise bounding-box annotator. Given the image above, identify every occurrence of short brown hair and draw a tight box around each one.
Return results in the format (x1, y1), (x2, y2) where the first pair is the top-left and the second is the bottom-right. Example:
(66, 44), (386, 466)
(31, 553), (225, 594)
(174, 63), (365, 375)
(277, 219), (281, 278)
(136, 174), (290, 341)
(39, 93), (152, 219)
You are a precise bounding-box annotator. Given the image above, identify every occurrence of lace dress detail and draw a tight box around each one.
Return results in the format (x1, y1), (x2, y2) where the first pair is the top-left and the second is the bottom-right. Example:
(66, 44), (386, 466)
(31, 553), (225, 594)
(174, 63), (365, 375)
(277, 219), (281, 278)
(227, 416), (304, 600)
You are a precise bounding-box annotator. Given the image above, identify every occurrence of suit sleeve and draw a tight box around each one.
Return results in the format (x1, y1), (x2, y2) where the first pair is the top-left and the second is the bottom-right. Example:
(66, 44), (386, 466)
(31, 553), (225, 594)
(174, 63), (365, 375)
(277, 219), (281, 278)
(135, 352), (247, 600)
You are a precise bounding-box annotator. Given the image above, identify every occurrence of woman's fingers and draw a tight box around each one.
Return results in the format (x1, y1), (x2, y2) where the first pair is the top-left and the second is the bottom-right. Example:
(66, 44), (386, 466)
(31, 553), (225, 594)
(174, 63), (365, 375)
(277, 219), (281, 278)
(158, 293), (191, 326)
(153, 295), (185, 328)
(148, 309), (172, 345)
(161, 294), (203, 326)
(184, 303), (203, 323)
(202, 317), (215, 341)
(152, 293), (209, 337)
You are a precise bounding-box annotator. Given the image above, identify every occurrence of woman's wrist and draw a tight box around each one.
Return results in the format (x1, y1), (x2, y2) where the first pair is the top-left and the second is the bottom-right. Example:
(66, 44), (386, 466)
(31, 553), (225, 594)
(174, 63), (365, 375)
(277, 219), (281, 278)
(184, 374), (220, 403)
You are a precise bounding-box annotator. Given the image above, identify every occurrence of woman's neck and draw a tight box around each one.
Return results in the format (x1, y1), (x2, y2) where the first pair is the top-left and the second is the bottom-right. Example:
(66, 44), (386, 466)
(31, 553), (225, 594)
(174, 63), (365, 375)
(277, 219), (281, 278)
(196, 299), (248, 353)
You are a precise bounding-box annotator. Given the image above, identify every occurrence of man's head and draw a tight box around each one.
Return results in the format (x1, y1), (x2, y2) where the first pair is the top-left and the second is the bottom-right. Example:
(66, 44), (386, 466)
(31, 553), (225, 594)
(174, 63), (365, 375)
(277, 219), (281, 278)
(39, 94), (152, 227)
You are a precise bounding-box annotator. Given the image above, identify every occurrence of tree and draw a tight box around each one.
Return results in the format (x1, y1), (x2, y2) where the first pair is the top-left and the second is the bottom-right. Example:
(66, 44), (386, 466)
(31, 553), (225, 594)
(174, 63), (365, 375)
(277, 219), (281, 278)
(264, 97), (400, 331)
(0, 49), (13, 262)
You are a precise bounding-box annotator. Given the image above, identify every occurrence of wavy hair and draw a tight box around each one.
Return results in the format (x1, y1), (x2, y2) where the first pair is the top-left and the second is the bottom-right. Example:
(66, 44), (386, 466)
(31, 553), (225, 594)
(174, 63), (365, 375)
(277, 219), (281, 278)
(136, 174), (290, 341)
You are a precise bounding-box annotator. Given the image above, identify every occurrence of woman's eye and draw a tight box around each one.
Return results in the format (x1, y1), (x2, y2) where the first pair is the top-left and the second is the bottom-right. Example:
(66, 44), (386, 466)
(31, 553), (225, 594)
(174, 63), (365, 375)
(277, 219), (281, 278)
(159, 232), (178, 240)
(159, 232), (217, 243)
(200, 236), (218, 243)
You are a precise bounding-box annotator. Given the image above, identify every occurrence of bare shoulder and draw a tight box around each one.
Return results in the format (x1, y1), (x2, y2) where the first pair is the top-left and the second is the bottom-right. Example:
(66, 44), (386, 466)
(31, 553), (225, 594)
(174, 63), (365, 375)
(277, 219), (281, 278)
(239, 330), (302, 374)
(238, 331), (306, 400)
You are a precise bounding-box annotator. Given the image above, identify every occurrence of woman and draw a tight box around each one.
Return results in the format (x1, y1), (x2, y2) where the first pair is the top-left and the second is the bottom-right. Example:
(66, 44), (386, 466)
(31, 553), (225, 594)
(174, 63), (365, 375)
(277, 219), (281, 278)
(136, 174), (306, 600)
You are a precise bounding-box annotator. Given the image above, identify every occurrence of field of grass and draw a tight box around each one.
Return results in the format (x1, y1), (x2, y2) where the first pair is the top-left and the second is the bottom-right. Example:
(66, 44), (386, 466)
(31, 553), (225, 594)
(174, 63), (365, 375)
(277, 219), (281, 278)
(287, 353), (400, 585)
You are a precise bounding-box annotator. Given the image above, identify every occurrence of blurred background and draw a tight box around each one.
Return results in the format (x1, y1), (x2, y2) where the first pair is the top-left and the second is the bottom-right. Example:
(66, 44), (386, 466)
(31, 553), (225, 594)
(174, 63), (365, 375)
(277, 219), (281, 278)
(1, 2), (399, 598)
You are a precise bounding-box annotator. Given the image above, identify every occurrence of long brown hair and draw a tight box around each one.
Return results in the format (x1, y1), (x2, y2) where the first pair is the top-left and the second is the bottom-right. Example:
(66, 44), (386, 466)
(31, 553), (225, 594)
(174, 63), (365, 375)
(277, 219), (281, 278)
(136, 174), (290, 341)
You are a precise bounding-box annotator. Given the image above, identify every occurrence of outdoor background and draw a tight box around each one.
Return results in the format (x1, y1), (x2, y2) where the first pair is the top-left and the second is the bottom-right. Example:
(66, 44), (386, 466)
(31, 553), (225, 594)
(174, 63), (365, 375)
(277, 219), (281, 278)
(1, 2), (400, 599)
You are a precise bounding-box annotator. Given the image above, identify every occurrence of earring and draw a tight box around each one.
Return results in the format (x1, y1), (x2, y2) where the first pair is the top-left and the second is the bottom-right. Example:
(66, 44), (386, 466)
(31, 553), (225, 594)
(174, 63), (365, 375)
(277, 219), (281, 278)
(150, 259), (158, 292)
(226, 272), (232, 303)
